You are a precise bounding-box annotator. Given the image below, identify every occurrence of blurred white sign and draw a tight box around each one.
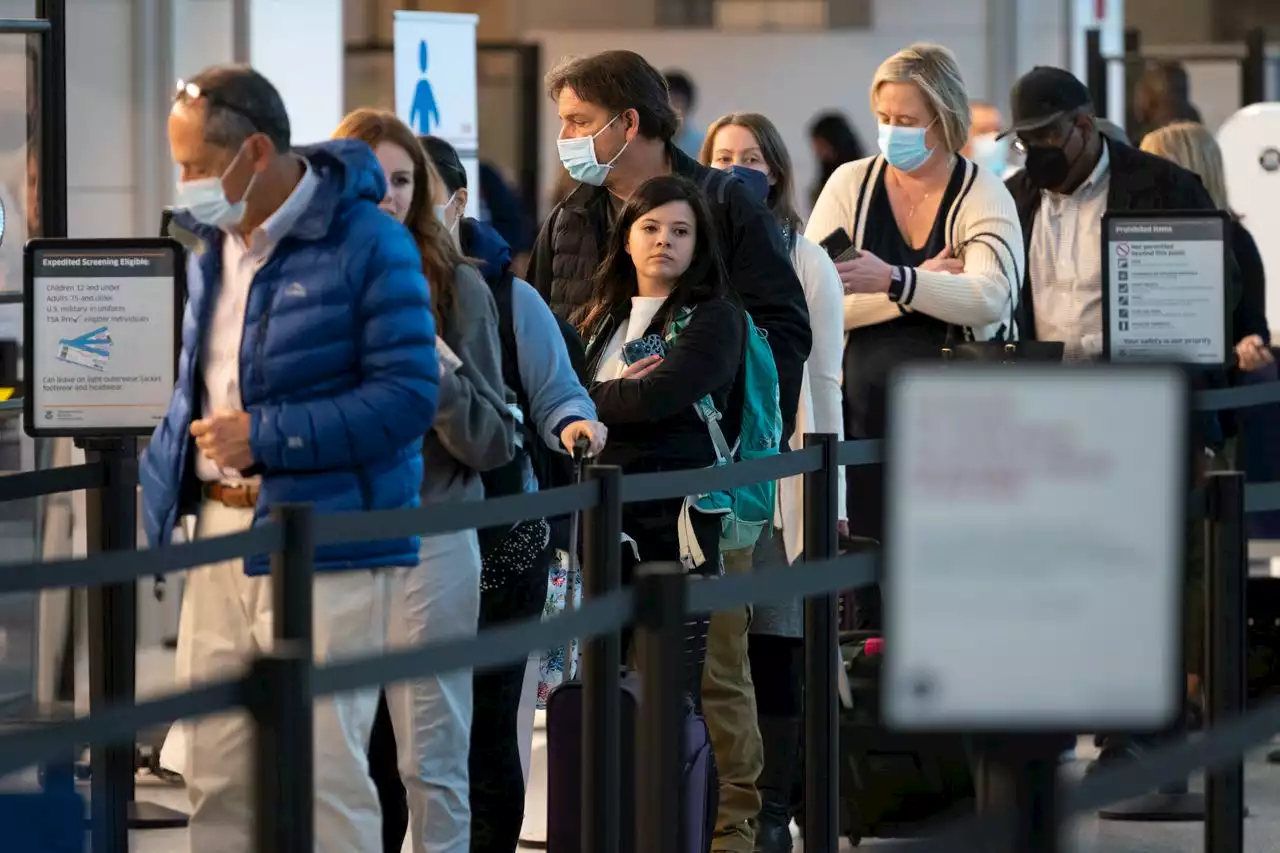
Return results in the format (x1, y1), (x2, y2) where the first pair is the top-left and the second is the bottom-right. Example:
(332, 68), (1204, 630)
(884, 364), (1187, 731)
(393, 10), (479, 218)
(1220, 104), (1280, 342)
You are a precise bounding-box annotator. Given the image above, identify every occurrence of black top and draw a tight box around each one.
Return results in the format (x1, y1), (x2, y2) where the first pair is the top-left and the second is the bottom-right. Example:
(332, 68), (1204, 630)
(841, 160), (966, 541)
(843, 158), (967, 441)
(585, 295), (745, 476)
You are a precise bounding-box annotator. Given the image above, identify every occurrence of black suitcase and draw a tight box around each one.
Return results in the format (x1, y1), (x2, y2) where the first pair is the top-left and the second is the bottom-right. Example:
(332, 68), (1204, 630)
(837, 633), (974, 847)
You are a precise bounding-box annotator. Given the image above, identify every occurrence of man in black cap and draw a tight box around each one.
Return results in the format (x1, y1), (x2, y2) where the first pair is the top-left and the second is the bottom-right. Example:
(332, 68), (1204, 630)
(1004, 66), (1238, 775)
(1004, 65), (1235, 359)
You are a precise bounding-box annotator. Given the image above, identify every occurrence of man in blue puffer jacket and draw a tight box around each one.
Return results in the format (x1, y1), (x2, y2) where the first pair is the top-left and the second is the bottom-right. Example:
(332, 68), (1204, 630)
(141, 65), (438, 853)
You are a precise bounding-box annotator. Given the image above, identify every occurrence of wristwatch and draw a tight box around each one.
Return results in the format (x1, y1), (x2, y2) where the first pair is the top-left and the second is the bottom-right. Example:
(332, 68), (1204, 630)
(888, 266), (906, 303)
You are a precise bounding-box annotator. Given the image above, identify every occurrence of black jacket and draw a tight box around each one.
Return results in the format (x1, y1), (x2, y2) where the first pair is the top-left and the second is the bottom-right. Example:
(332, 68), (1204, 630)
(1006, 136), (1242, 339)
(585, 296), (745, 477)
(1007, 136), (1240, 450)
(529, 145), (811, 439)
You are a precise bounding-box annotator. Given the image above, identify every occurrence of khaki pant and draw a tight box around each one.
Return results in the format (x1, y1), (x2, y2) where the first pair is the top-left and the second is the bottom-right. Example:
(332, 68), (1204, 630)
(175, 501), (390, 853)
(701, 545), (764, 852)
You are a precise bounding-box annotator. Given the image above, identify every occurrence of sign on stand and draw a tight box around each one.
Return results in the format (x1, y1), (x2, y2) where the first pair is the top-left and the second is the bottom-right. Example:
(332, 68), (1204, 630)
(1102, 211), (1229, 366)
(394, 10), (480, 218)
(883, 364), (1188, 732)
(23, 238), (183, 437)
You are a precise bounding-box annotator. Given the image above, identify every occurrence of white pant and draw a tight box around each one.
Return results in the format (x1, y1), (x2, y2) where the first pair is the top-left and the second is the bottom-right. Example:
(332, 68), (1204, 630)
(386, 529), (482, 853)
(173, 501), (390, 853)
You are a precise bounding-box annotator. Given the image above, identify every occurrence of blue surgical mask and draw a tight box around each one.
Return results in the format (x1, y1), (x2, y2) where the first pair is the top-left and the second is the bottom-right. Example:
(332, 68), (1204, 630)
(557, 114), (629, 186)
(727, 165), (771, 206)
(969, 133), (1010, 177)
(878, 123), (934, 173)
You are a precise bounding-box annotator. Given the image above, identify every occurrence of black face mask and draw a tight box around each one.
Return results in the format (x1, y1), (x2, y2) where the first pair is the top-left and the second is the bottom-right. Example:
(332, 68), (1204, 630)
(1022, 126), (1080, 190)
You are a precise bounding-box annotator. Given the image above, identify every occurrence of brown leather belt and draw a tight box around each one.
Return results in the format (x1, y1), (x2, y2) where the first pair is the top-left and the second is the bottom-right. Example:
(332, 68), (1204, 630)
(203, 482), (259, 509)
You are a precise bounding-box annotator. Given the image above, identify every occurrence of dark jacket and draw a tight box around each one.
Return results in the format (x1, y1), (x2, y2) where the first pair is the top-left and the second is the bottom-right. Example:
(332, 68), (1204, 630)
(529, 145), (811, 439)
(1006, 136), (1239, 450)
(1231, 219), (1268, 345)
(1006, 136), (1242, 341)
(141, 140), (439, 573)
(585, 296), (745, 477)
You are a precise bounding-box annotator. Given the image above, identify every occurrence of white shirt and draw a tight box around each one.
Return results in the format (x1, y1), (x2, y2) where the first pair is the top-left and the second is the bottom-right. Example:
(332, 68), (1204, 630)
(1029, 144), (1112, 361)
(778, 234), (848, 561)
(593, 295), (668, 382)
(196, 164), (320, 483)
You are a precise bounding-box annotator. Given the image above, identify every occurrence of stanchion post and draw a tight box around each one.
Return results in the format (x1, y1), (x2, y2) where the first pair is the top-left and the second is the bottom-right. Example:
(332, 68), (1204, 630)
(1085, 28), (1109, 119)
(82, 436), (137, 853)
(253, 504), (316, 853)
(581, 463), (623, 851)
(1241, 28), (1267, 107)
(1205, 471), (1246, 853)
(803, 432), (840, 850)
(633, 562), (687, 853)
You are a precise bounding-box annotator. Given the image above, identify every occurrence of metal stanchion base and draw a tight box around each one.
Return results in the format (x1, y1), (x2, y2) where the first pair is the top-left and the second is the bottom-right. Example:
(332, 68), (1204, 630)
(81, 796), (190, 829)
(1099, 791), (1206, 822)
(127, 800), (189, 829)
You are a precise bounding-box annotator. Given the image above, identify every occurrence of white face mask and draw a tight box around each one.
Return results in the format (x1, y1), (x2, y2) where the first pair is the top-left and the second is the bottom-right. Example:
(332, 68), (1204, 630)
(557, 113), (629, 187)
(174, 148), (256, 228)
(434, 191), (460, 240)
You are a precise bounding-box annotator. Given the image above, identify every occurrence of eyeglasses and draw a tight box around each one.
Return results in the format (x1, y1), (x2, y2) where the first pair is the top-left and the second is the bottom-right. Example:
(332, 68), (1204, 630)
(174, 79), (259, 131)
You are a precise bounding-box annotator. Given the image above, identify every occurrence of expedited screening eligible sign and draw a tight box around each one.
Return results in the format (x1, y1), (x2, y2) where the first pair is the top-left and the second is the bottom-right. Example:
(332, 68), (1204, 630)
(1103, 211), (1229, 366)
(24, 238), (183, 436)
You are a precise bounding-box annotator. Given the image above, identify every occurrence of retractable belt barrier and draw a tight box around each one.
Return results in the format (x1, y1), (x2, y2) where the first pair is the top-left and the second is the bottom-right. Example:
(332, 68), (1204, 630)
(2, 375), (1280, 852)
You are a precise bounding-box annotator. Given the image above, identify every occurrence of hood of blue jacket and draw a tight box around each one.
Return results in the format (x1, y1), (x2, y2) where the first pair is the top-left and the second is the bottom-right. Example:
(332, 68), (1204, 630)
(170, 139), (386, 242)
(459, 217), (511, 280)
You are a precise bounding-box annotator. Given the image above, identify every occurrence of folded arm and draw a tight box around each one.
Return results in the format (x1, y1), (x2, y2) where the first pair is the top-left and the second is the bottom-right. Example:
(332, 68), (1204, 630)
(591, 299), (745, 425)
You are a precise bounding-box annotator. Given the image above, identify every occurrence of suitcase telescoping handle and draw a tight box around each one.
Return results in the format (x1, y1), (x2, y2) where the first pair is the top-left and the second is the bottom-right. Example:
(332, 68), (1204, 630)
(564, 436), (591, 616)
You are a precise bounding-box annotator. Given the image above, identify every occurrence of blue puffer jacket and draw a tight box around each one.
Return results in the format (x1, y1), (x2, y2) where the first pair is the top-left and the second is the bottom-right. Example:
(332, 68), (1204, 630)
(140, 139), (439, 574)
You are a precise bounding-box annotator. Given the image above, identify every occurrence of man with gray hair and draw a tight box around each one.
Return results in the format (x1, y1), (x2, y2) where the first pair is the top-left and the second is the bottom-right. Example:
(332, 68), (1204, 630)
(141, 64), (439, 853)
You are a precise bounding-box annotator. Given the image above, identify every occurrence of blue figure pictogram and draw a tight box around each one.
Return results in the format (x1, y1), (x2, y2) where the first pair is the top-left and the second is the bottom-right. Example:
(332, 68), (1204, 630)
(409, 39), (441, 134)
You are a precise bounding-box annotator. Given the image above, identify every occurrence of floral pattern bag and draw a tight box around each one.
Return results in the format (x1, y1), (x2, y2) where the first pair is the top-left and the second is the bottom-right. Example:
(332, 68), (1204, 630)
(537, 548), (583, 707)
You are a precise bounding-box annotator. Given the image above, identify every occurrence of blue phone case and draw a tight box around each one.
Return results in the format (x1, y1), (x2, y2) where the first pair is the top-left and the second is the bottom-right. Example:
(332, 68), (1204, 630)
(622, 334), (666, 365)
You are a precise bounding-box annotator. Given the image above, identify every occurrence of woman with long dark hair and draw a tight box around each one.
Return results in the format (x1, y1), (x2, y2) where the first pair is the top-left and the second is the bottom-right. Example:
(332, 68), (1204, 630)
(577, 174), (745, 698)
(334, 108), (515, 853)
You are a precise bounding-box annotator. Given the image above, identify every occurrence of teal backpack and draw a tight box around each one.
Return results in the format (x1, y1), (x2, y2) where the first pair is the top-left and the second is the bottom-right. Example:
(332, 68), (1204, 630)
(666, 305), (784, 552)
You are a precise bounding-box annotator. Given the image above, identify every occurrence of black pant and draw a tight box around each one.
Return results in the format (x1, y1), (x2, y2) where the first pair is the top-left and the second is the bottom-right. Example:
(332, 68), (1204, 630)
(469, 549), (553, 852)
(369, 691), (406, 853)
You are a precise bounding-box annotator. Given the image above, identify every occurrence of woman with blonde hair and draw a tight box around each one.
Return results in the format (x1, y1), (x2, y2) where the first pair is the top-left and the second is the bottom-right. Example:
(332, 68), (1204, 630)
(700, 111), (846, 852)
(1140, 121), (1270, 371)
(806, 42), (1024, 612)
(334, 107), (515, 853)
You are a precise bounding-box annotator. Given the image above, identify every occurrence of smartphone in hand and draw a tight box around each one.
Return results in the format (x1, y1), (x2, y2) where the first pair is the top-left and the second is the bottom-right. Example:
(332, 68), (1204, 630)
(622, 334), (666, 366)
(820, 228), (861, 263)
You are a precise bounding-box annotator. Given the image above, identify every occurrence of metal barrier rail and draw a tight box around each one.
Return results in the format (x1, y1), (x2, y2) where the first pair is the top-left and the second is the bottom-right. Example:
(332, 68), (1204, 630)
(1, 373), (1278, 850)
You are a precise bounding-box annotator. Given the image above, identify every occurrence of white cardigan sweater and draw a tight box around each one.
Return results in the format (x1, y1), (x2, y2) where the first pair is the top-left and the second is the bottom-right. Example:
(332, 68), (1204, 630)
(804, 156), (1026, 341)
(777, 233), (848, 563)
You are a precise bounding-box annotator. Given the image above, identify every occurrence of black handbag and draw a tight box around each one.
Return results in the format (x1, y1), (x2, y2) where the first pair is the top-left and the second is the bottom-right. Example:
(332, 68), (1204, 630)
(942, 339), (1066, 363)
(939, 232), (1066, 365)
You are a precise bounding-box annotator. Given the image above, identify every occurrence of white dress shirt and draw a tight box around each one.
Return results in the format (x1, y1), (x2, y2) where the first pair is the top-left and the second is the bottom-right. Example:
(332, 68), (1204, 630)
(196, 163), (320, 483)
(1029, 144), (1112, 361)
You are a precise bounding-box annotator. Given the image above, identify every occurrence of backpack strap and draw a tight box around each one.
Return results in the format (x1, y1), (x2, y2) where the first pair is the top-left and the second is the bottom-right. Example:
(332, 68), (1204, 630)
(666, 306), (735, 464)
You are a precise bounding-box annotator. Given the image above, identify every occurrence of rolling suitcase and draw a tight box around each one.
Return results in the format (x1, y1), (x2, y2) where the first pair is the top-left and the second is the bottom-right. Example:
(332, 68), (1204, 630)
(545, 671), (715, 853)
(838, 633), (974, 847)
(544, 440), (716, 853)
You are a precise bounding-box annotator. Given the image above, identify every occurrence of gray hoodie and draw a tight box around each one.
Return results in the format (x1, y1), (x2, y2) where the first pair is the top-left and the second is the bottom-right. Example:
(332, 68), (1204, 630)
(421, 262), (516, 502)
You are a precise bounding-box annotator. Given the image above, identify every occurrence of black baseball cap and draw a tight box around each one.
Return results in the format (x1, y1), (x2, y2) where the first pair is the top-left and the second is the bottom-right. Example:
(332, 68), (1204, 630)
(419, 135), (467, 194)
(1003, 66), (1093, 137)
